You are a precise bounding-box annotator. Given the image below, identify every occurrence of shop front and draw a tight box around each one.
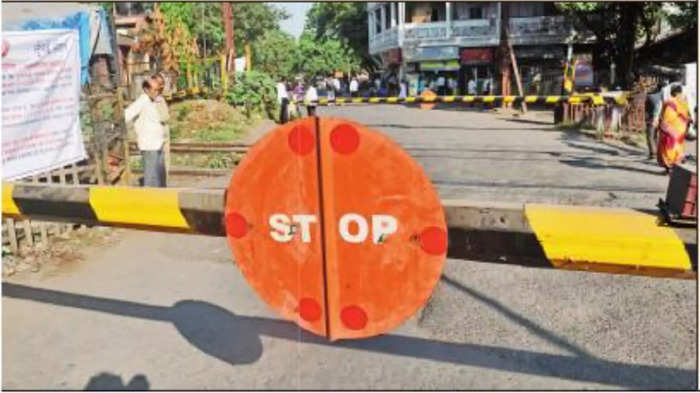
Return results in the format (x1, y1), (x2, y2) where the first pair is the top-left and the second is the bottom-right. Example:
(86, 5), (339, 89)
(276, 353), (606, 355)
(512, 45), (567, 95)
(402, 45), (459, 96)
(459, 47), (496, 95)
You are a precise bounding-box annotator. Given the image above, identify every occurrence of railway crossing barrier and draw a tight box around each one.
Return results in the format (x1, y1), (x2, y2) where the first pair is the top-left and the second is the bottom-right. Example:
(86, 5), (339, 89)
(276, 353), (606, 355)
(159, 85), (626, 108)
(2, 116), (694, 341)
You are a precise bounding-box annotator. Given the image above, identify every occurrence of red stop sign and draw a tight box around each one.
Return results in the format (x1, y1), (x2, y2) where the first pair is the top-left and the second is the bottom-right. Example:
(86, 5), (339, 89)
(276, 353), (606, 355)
(225, 117), (447, 340)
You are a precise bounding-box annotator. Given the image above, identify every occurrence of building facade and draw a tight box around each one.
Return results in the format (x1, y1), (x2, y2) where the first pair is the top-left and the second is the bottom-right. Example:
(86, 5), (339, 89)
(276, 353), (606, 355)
(367, 2), (593, 96)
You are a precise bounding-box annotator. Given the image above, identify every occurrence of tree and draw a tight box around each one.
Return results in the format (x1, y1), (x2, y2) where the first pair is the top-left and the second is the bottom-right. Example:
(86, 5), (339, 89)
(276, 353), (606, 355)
(159, 3), (223, 58)
(156, 3), (288, 60)
(296, 32), (361, 79)
(555, 2), (694, 89)
(252, 30), (298, 80)
(231, 3), (289, 58)
(304, 2), (372, 72)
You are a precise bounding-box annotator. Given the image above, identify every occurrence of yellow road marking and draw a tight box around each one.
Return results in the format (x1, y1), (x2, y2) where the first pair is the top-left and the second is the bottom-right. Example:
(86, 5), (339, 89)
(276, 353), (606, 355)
(525, 204), (691, 271)
(89, 186), (189, 229)
(336, 98), (346, 104)
(2, 183), (20, 215)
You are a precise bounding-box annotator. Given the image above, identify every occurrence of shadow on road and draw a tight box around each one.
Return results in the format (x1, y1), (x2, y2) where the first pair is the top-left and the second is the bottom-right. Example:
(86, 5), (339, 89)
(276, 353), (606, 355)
(3, 283), (695, 389)
(365, 124), (554, 132)
(84, 372), (149, 390)
(503, 118), (554, 126)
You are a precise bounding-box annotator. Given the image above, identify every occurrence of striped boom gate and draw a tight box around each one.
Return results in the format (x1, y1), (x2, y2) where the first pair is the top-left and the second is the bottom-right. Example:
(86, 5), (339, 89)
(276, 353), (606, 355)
(297, 94), (624, 107)
(2, 182), (695, 279)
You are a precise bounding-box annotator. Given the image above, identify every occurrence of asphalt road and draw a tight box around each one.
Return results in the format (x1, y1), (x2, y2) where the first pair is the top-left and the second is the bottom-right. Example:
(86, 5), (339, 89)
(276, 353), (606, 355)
(3, 105), (697, 389)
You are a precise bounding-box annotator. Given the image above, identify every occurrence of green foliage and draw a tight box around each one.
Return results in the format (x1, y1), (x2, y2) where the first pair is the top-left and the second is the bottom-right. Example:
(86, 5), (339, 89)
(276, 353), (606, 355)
(252, 30), (298, 80)
(296, 32), (361, 78)
(232, 3), (289, 57)
(554, 2), (681, 88)
(304, 2), (372, 72)
(156, 3), (288, 59)
(225, 71), (278, 119)
(159, 3), (223, 58)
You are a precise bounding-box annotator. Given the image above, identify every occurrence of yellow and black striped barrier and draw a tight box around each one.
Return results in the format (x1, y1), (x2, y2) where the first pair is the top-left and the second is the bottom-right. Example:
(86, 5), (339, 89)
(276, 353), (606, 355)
(2, 182), (694, 279)
(295, 94), (626, 107)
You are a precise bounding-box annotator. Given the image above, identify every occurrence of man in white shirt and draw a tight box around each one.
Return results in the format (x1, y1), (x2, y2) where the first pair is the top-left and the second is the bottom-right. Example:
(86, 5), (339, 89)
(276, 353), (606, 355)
(125, 78), (166, 187)
(467, 78), (477, 95)
(276, 77), (289, 124)
(304, 78), (319, 117)
(349, 77), (359, 97)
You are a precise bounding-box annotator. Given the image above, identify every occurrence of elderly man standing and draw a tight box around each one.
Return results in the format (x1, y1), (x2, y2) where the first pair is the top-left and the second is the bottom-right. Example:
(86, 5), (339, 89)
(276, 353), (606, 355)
(125, 78), (166, 187)
(152, 73), (170, 183)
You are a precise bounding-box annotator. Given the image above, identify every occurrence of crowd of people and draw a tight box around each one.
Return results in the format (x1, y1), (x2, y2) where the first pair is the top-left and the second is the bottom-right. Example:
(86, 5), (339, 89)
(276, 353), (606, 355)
(276, 74), (364, 123)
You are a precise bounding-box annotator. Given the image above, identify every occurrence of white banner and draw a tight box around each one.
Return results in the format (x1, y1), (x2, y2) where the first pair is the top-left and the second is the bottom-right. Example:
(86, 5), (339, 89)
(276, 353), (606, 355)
(2, 29), (87, 180)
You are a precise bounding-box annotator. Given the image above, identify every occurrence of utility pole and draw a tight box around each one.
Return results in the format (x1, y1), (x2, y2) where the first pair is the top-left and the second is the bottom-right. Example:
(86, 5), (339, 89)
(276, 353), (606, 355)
(221, 2), (235, 77)
(498, 2), (511, 108)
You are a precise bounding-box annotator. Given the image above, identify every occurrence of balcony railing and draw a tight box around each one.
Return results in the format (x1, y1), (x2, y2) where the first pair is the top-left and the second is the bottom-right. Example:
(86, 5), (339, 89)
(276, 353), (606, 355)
(369, 26), (399, 54)
(403, 22), (448, 41)
(368, 15), (586, 55)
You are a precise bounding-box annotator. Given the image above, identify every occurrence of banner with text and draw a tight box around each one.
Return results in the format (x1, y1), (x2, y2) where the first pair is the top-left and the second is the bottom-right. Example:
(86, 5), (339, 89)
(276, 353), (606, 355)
(2, 29), (86, 180)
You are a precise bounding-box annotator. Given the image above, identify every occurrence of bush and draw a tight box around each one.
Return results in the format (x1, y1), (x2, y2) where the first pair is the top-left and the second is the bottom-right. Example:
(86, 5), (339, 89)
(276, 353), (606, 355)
(225, 71), (278, 119)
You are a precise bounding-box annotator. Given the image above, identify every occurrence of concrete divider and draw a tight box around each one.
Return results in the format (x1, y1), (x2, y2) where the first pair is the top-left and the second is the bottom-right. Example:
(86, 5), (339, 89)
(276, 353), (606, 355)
(2, 182), (694, 279)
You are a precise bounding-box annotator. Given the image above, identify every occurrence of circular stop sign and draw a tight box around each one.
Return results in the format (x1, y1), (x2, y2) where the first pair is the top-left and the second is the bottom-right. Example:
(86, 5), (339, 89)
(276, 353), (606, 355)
(225, 117), (447, 340)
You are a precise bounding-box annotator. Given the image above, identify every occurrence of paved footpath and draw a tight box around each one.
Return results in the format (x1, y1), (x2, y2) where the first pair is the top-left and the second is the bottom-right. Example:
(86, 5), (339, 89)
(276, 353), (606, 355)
(2, 106), (696, 389)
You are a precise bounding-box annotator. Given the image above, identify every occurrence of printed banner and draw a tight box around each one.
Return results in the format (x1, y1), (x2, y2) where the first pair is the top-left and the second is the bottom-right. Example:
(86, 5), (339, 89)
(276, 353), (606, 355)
(2, 29), (86, 180)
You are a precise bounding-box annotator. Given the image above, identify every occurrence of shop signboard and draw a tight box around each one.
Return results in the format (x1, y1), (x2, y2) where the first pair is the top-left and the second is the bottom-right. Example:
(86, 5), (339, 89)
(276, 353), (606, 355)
(575, 57), (594, 87)
(460, 48), (494, 65)
(420, 60), (460, 72)
(403, 45), (458, 62)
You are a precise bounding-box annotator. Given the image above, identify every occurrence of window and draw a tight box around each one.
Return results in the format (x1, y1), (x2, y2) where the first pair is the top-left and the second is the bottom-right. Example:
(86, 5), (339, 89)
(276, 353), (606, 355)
(385, 4), (392, 29)
(454, 4), (485, 20)
(469, 7), (483, 20)
(508, 2), (545, 18)
(375, 9), (382, 33)
(406, 2), (446, 23)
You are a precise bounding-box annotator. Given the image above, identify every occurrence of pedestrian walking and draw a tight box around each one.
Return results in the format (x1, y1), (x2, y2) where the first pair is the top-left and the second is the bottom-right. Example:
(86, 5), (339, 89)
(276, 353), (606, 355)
(305, 78), (318, 117)
(467, 78), (477, 95)
(645, 84), (664, 159)
(124, 79), (166, 187)
(277, 77), (289, 124)
(326, 75), (336, 101)
(657, 85), (693, 173)
(350, 77), (359, 97)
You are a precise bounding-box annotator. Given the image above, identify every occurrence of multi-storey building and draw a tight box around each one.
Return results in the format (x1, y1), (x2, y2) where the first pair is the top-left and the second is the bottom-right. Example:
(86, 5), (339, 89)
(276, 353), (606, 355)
(367, 2), (594, 96)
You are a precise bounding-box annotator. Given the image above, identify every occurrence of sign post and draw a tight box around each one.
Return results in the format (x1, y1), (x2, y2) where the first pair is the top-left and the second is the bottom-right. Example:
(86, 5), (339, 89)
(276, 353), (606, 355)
(224, 117), (447, 340)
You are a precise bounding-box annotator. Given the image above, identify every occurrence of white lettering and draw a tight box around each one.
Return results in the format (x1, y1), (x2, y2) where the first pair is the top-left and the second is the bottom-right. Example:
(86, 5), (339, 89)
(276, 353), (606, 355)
(339, 213), (369, 243)
(371, 214), (398, 244)
(292, 214), (317, 243)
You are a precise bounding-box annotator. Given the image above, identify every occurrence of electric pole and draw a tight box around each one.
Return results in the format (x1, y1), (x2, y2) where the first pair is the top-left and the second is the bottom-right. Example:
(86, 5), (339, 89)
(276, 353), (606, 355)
(221, 2), (235, 77)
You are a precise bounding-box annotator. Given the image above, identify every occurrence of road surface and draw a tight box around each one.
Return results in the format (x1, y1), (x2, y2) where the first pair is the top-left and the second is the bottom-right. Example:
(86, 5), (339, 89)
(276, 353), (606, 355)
(3, 105), (696, 389)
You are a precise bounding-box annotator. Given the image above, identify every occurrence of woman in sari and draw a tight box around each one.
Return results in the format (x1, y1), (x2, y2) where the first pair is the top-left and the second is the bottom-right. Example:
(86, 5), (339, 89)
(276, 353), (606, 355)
(657, 85), (692, 173)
